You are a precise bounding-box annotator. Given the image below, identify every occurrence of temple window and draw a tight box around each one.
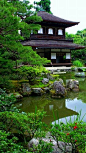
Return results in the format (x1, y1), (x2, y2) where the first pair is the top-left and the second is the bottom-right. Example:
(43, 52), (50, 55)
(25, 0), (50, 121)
(38, 28), (43, 34)
(58, 29), (63, 35)
(51, 53), (56, 59)
(66, 53), (71, 59)
(31, 30), (33, 34)
(48, 28), (53, 34)
(18, 30), (21, 35)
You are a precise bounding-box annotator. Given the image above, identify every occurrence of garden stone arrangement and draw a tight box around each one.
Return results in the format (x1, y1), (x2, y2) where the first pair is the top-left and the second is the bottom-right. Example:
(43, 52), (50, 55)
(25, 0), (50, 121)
(10, 76), (79, 99)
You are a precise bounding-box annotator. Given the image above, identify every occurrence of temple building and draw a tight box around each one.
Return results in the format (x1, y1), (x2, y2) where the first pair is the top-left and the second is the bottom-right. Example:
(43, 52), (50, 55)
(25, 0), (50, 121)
(22, 11), (85, 66)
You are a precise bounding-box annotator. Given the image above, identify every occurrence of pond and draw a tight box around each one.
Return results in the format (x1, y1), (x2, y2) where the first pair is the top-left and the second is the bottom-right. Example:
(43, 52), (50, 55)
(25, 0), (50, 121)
(15, 72), (86, 124)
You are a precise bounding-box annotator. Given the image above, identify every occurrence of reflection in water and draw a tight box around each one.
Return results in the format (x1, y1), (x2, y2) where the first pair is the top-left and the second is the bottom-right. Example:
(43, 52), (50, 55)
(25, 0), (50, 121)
(49, 105), (54, 111)
(15, 72), (86, 125)
(15, 95), (78, 124)
(66, 98), (86, 122)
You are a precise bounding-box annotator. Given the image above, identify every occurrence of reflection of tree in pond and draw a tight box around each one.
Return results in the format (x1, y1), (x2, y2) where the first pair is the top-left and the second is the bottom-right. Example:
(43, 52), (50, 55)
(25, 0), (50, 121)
(67, 91), (79, 100)
(15, 95), (78, 124)
(78, 91), (86, 103)
(15, 94), (51, 113)
(43, 98), (78, 124)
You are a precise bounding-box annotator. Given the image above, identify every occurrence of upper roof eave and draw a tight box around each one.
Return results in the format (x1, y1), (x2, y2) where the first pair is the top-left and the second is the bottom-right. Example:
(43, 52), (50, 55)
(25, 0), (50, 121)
(37, 11), (79, 28)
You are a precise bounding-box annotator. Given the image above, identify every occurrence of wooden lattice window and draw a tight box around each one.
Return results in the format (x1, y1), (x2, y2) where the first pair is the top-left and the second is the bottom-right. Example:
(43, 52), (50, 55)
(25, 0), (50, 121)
(58, 29), (63, 35)
(38, 28), (43, 34)
(48, 28), (53, 34)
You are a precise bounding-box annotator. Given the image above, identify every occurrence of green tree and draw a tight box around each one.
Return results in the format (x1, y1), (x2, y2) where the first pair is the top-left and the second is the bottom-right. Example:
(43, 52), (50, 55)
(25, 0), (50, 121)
(66, 30), (86, 64)
(0, 0), (50, 88)
(34, 0), (52, 14)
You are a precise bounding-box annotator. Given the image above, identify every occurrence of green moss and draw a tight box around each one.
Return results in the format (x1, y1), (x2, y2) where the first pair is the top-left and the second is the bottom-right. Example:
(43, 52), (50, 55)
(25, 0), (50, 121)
(51, 74), (59, 77)
(31, 83), (49, 88)
(50, 74), (59, 80)
(50, 89), (56, 95)
(19, 80), (29, 83)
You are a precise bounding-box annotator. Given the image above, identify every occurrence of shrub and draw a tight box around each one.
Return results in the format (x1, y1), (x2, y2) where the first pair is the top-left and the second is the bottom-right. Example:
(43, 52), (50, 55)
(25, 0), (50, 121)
(73, 60), (84, 67)
(50, 113), (86, 152)
(16, 66), (48, 83)
(0, 89), (17, 112)
(0, 110), (46, 143)
(0, 130), (28, 153)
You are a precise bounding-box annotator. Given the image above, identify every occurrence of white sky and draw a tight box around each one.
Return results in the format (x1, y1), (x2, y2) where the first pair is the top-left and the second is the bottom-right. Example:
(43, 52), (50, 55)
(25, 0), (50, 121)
(29, 0), (86, 34)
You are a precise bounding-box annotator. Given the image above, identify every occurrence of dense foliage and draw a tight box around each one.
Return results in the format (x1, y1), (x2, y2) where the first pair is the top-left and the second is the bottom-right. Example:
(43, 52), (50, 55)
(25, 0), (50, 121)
(0, 0), (50, 88)
(66, 29), (86, 65)
(0, 89), (47, 152)
(0, 89), (86, 152)
(34, 0), (52, 14)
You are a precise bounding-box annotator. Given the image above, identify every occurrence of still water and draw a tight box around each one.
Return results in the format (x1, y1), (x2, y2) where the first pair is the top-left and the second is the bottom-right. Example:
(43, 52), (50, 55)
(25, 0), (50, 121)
(15, 72), (86, 124)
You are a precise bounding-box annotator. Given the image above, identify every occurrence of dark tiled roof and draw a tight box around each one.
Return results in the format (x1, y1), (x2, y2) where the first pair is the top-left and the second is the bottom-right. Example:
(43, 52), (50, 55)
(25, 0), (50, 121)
(37, 11), (79, 27)
(22, 40), (85, 50)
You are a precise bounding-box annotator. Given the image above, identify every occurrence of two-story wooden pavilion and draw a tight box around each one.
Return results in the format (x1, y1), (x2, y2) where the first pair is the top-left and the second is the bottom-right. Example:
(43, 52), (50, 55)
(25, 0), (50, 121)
(22, 11), (85, 66)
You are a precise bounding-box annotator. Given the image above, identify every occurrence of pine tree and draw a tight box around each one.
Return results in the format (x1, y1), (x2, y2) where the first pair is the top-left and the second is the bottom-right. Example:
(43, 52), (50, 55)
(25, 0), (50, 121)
(34, 0), (52, 14)
(0, 0), (50, 87)
(0, 0), (49, 72)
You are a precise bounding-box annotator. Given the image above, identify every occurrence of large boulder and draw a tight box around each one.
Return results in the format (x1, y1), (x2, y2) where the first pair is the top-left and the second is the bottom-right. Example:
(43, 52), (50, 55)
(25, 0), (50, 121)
(21, 83), (31, 96)
(66, 79), (79, 92)
(42, 78), (49, 84)
(50, 81), (66, 98)
(28, 138), (72, 153)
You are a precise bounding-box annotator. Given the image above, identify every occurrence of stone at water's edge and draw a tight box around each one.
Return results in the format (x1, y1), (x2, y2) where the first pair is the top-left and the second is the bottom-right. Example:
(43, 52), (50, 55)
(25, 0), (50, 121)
(50, 81), (66, 98)
(9, 92), (23, 99)
(43, 87), (50, 93)
(32, 88), (44, 95)
(75, 72), (85, 78)
(66, 79), (79, 92)
(21, 83), (31, 96)
(28, 138), (72, 153)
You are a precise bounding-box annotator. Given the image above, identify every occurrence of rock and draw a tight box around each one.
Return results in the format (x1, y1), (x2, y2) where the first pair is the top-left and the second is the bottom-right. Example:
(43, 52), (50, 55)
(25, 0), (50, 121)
(9, 92), (23, 99)
(42, 78), (49, 84)
(49, 83), (54, 89)
(22, 83), (31, 96)
(66, 79), (79, 92)
(48, 74), (55, 80)
(32, 88), (44, 95)
(28, 138), (39, 148)
(43, 87), (50, 93)
(58, 79), (64, 85)
(28, 138), (72, 153)
(50, 81), (66, 98)
(75, 72), (85, 78)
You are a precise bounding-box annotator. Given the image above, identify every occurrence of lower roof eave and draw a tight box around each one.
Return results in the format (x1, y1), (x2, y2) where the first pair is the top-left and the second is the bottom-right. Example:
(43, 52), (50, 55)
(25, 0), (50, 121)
(22, 40), (85, 50)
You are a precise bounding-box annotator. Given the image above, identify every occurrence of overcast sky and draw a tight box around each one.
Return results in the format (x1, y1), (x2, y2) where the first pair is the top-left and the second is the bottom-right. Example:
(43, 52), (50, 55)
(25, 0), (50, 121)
(29, 0), (86, 34)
